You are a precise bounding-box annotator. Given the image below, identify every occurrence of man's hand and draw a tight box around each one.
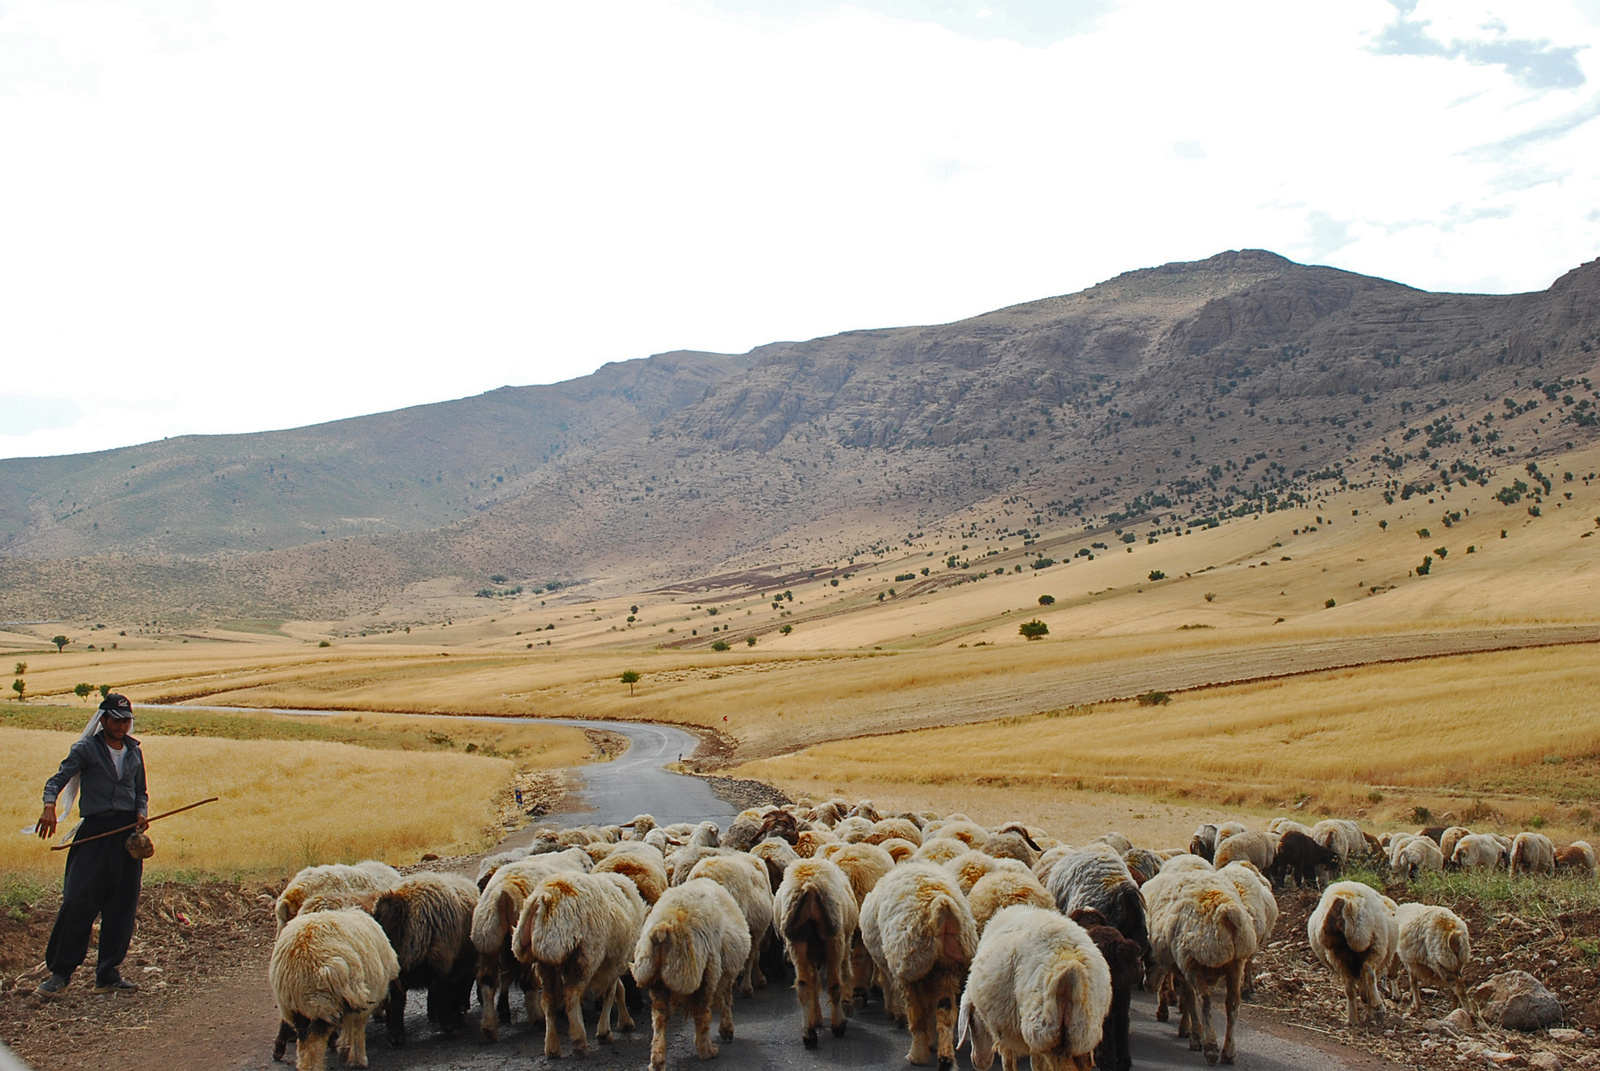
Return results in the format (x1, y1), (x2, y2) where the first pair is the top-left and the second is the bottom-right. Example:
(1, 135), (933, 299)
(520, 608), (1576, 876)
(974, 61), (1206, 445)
(135, 814), (149, 833)
(36, 804), (57, 840)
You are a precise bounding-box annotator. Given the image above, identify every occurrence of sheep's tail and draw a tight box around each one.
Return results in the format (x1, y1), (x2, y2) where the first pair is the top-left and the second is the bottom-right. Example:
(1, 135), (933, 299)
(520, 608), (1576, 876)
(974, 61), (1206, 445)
(1444, 919), (1471, 974)
(523, 877), (584, 965)
(782, 885), (835, 943)
(318, 954), (371, 1014)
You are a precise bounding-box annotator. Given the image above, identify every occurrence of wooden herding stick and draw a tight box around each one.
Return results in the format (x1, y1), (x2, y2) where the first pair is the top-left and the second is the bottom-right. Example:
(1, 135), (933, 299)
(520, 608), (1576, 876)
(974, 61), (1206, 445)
(50, 797), (220, 850)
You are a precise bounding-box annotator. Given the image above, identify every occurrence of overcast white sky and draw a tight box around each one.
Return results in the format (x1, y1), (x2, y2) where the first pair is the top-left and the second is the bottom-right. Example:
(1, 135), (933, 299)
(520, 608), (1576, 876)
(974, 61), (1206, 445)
(3, 0), (1599, 460)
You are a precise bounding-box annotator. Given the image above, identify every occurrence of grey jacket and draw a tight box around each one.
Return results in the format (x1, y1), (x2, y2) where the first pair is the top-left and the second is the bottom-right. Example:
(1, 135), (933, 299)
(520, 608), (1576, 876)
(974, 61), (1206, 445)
(42, 733), (148, 818)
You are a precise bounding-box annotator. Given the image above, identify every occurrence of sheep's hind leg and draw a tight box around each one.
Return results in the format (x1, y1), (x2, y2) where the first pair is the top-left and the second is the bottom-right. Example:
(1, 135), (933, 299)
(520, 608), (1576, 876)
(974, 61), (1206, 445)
(341, 1011), (371, 1069)
(383, 980), (407, 1047)
(293, 1015), (331, 1071)
(796, 957), (822, 1047)
(599, 978), (628, 1040)
(690, 980), (719, 1060)
(648, 990), (671, 1071)
(563, 976), (589, 1057)
(539, 965), (565, 1058)
(1220, 963), (1242, 1064)
(1193, 972), (1219, 1066)
(477, 974), (500, 1042)
(826, 941), (849, 1037)
(934, 976), (960, 1071)
(273, 1018), (294, 1061)
(716, 963), (738, 1042)
(904, 981), (934, 1066)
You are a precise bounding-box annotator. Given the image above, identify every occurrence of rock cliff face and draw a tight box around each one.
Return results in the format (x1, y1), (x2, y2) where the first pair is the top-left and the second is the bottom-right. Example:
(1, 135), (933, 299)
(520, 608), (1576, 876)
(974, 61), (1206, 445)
(2, 250), (1597, 618)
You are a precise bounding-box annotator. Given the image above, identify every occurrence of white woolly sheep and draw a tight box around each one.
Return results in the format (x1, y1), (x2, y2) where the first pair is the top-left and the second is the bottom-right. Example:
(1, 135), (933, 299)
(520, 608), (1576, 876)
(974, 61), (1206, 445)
(1146, 870), (1259, 1064)
(270, 906), (400, 1071)
(749, 837), (801, 892)
(959, 905), (1112, 1071)
(1391, 836), (1445, 881)
(513, 870), (648, 1057)
(867, 817), (923, 846)
(372, 871), (480, 1046)
(1189, 824), (1220, 862)
(1438, 826), (1472, 861)
(1311, 819), (1364, 866)
(877, 837), (919, 864)
(1451, 833), (1508, 871)
(1216, 862), (1278, 999)
(1091, 832), (1133, 854)
(1308, 880), (1398, 1030)
(1214, 821), (1248, 841)
(632, 877), (752, 1071)
(1510, 832), (1556, 877)
(1393, 902), (1473, 1016)
(793, 828), (840, 858)
(835, 815), (875, 842)
(774, 857), (860, 1046)
(667, 844), (733, 886)
(1267, 817), (1313, 837)
(860, 862), (978, 1068)
(943, 850), (1028, 897)
(688, 852), (775, 996)
(1122, 847), (1165, 885)
(926, 820), (988, 849)
(275, 861), (401, 932)
(912, 837), (970, 867)
(967, 868), (1053, 936)
(1046, 847), (1148, 956)
(827, 841), (895, 1006)
(474, 859), (566, 1041)
(1213, 830), (1279, 871)
(594, 843), (669, 905)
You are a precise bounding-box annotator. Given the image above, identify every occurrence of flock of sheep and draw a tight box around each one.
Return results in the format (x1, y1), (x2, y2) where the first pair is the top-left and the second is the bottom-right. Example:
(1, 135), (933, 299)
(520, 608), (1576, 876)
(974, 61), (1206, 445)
(264, 803), (1596, 1071)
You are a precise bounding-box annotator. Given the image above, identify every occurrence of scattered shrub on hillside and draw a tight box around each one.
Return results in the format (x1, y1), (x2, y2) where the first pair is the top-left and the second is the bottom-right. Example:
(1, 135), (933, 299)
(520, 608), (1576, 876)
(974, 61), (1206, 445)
(1148, 570), (1166, 581)
(1529, 505), (1542, 516)
(1417, 555), (1433, 576)
(1038, 595), (1055, 605)
(73, 683), (92, 701)
(318, 640), (332, 647)
(710, 639), (730, 651)
(895, 572), (916, 582)
(780, 624), (792, 635)
(1018, 619), (1049, 640)
(830, 578), (840, 586)
(1434, 546), (1448, 559)
(10, 680), (22, 701)
(746, 635), (757, 647)
(1325, 599), (1336, 608)
(1378, 519), (1388, 530)
(1416, 528), (1430, 538)
(1204, 592), (1216, 602)
(1137, 690), (1170, 706)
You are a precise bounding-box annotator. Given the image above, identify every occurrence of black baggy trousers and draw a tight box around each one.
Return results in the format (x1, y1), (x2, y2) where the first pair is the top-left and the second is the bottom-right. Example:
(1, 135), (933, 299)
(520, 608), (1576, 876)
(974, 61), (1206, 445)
(45, 809), (143, 985)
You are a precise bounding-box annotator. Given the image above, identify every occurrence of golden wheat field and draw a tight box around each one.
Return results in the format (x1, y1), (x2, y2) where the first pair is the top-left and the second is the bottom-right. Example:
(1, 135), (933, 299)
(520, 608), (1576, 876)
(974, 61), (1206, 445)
(732, 643), (1600, 842)
(0, 725), (559, 881)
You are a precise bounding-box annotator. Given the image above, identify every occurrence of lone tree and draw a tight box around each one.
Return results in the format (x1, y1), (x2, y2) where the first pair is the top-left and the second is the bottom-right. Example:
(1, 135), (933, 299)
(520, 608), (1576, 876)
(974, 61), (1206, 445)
(710, 639), (730, 652)
(1019, 619), (1050, 641)
(99, 684), (111, 699)
(12, 662), (25, 676)
(51, 635), (69, 653)
(10, 678), (22, 701)
(74, 683), (92, 701)
(779, 624), (793, 635)
(746, 635), (757, 647)
(619, 669), (640, 696)
(1038, 595), (1055, 606)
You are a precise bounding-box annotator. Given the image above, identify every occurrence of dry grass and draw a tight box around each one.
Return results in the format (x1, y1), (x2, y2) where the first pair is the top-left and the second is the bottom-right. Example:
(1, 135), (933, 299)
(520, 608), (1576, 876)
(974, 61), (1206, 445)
(0, 702), (593, 763)
(1, 727), (520, 882)
(732, 644), (1600, 842)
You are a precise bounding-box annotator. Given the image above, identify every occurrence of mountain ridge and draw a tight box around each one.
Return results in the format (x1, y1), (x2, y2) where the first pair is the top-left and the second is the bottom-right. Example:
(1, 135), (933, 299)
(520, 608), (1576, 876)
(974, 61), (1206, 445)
(3, 248), (1597, 621)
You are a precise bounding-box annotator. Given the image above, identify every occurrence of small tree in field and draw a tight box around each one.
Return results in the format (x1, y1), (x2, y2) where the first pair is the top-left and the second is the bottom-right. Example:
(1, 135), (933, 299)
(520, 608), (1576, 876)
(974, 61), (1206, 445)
(746, 635), (757, 647)
(12, 662), (25, 676)
(52, 635), (69, 653)
(99, 684), (111, 699)
(779, 624), (793, 635)
(74, 683), (92, 701)
(10, 678), (23, 701)
(710, 639), (730, 652)
(1019, 619), (1049, 641)
(620, 670), (640, 696)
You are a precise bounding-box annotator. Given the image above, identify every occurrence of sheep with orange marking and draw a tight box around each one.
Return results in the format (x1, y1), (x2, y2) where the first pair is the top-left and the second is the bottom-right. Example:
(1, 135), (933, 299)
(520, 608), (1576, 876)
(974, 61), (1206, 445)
(1510, 832), (1556, 877)
(511, 869), (648, 1058)
(1308, 881), (1398, 1030)
(860, 862), (978, 1068)
(958, 905), (1112, 1071)
(632, 878), (752, 1071)
(1145, 869), (1258, 1065)
(269, 905), (400, 1071)
(1393, 903), (1473, 1017)
(774, 856), (860, 1047)
(275, 861), (401, 932)
(688, 853), (775, 996)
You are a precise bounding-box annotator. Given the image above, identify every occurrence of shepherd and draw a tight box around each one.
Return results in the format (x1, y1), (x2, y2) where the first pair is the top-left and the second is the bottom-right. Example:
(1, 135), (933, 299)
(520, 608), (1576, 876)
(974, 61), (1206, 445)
(33, 692), (150, 997)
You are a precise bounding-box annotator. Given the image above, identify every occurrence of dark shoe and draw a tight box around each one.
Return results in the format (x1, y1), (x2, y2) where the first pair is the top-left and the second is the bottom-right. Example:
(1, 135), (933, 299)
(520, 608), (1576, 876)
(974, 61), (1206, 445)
(35, 974), (69, 997)
(93, 977), (139, 994)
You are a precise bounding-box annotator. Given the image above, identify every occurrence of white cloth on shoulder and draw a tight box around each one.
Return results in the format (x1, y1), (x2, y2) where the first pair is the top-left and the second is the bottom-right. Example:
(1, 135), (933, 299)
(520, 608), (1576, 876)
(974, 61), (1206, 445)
(17, 710), (104, 838)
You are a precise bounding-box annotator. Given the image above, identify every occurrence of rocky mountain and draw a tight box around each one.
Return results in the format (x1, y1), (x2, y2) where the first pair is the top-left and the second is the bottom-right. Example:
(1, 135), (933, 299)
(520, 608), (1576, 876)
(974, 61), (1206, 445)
(3, 249), (1597, 621)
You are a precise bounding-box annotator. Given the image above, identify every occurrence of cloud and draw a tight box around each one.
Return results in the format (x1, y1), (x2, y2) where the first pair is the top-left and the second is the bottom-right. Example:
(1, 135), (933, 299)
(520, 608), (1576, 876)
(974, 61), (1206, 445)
(0, 395), (82, 437)
(1169, 140), (1206, 160)
(1302, 211), (1356, 260)
(1370, 1), (1587, 89)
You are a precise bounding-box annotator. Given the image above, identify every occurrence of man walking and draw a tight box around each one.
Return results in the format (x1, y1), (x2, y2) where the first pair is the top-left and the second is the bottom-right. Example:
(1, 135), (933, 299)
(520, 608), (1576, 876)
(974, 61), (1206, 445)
(33, 692), (149, 997)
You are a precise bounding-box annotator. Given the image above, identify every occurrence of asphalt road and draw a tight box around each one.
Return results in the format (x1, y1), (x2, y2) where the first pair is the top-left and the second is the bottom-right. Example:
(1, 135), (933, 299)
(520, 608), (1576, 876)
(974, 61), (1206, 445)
(239, 972), (1377, 1071)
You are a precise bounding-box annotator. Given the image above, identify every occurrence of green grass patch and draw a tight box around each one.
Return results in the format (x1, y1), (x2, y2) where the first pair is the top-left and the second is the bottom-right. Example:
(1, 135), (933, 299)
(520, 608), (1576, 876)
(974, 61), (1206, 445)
(1406, 868), (1600, 913)
(1, 874), (54, 920)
